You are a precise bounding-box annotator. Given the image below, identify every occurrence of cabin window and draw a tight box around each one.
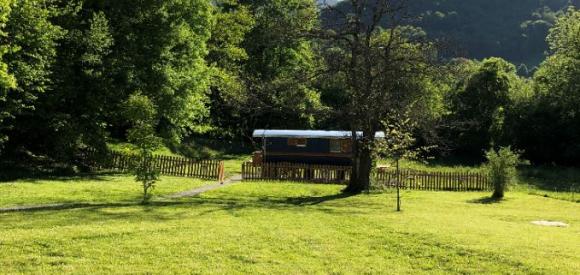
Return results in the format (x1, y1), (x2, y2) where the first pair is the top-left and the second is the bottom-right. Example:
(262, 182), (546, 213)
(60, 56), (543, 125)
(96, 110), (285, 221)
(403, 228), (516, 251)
(288, 138), (307, 147)
(330, 139), (342, 153)
(341, 139), (352, 153)
(331, 139), (352, 153)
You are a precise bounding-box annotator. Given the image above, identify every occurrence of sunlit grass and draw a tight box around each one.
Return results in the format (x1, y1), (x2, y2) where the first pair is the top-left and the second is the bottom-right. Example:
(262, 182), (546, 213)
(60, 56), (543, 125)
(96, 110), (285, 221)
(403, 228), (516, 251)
(0, 174), (212, 208)
(377, 158), (580, 202)
(107, 141), (181, 157)
(0, 180), (578, 274)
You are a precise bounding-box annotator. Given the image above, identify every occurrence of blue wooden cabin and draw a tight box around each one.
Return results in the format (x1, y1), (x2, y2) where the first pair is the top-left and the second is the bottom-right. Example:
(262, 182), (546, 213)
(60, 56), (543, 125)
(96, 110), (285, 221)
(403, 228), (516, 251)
(252, 130), (385, 166)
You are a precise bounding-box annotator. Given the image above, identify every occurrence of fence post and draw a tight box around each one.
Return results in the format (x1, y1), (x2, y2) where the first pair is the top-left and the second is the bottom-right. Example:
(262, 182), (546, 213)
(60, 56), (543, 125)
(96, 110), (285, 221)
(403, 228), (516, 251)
(218, 161), (225, 184)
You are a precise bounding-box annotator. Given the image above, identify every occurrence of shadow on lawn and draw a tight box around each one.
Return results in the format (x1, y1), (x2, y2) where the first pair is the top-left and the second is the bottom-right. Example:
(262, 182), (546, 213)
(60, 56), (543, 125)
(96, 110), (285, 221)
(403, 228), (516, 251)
(0, 168), (119, 183)
(467, 196), (504, 204)
(281, 192), (356, 206)
(0, 201), (196, 213)
(0, 192), (360, 211)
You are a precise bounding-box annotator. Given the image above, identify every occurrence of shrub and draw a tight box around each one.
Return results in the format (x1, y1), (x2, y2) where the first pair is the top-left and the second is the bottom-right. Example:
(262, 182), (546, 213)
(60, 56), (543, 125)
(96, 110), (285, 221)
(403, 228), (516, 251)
(485, 147), (520, 199)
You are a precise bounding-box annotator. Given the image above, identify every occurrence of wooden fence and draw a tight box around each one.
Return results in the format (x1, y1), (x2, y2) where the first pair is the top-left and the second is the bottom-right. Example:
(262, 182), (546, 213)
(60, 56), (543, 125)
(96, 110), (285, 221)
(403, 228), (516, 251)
(375, 169), (491, 191)
(242, 162), (352, 184)
(242, 162), (491, 191)
(86, 150), (225, 182)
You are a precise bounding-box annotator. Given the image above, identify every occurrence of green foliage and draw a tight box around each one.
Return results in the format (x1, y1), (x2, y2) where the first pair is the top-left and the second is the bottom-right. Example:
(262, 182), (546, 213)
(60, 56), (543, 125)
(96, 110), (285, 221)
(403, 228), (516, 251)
(0, 0), (64, 154)
(485, 147), (520, 199)
(0, 0), (15, 90)
(0, 0), (215, 162)
(33, 7), (114, 160)
(103, 0), (213, 142)
(445, 57), (526, 157)
(123, 94), (162, 204)
(206, 0), (255, 138)
(0, 0), (15, 151)
(234, 0), (323, 131)
(0, 0), (579, 172)
(514, 7), (580, 164)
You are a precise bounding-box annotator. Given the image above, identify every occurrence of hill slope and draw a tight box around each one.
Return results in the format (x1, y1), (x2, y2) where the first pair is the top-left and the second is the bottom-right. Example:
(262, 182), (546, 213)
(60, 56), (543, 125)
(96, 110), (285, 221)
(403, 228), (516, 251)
(321, 0), (578, 69)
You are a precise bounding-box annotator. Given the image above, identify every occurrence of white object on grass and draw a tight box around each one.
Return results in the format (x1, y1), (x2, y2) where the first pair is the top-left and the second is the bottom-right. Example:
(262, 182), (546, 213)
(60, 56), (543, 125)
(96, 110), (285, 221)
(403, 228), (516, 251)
(531, 220), (569, 227)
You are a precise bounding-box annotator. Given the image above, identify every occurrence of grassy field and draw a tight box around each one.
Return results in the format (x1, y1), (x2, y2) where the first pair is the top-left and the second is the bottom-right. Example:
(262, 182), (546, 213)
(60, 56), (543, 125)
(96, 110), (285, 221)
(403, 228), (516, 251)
(1, 178), (578, 274)
(0, 174), (213, 208)
(379, 158), (580, 203)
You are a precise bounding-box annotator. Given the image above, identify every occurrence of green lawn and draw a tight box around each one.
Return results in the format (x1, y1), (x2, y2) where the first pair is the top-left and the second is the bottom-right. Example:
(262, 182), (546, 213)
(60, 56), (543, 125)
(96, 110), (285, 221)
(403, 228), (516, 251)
(379, 158), (580, 203)
(1, 179), (578, 274)
(0, 174), (212, 208)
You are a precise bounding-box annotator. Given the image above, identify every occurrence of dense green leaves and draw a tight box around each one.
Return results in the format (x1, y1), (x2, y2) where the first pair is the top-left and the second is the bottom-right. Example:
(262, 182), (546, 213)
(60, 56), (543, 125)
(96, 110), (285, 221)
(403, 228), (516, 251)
(516, 7), (580, 164)
(103, 0), (213, 142)
(485, 147), (520, 199)
(0, 0), (15, 91)
(0, 0), (15, 150)
(0, 0), (64, 154)
(447, 58), (520, 154)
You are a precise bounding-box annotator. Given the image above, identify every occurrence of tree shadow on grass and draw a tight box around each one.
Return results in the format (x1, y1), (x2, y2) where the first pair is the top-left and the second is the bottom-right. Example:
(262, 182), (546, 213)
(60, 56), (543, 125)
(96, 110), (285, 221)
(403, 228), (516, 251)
(279, 192), (356, 206)
(0, 169), (120, 183)
(1, 192), (362, 215)
(0, 201), (196, 213)
(467, 196), (504, 204)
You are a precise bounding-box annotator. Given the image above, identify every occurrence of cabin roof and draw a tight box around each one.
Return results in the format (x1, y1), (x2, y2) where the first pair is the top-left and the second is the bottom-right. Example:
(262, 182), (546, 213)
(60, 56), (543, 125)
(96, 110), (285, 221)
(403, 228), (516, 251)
(252, 129), (385, 139)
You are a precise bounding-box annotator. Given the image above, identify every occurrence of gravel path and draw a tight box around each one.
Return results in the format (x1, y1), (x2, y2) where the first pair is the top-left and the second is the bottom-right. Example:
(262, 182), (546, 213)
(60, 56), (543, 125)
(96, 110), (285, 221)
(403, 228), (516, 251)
(165, 174), (242, 199)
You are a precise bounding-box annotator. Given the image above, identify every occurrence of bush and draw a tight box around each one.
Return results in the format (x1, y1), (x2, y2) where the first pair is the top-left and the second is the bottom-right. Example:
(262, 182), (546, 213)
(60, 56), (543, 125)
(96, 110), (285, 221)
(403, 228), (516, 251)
(485, 147), (520, 199)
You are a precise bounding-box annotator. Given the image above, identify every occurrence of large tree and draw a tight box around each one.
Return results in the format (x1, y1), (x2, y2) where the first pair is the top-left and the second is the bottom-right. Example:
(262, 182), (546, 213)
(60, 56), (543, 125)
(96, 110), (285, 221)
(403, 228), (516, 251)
(445, 57), (527, 157)
(318, 0), (436, 193)
(205, 0), (255, 139)
(520, 7), (580, 164)
(0, 0), (64, 155)
(235, 0), (323, 136)
(102, 0), (213, 143)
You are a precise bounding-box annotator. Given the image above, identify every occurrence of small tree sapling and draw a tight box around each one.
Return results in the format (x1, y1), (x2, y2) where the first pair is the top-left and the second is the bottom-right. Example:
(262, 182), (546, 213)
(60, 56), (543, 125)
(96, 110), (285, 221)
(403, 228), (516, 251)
(123, 93), (162, 204)
(377, 112), (433, 211)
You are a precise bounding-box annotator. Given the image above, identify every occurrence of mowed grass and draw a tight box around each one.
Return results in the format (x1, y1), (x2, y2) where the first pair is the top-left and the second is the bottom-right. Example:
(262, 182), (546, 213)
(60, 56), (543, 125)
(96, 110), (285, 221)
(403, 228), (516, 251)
(0, 174), (213, 208)
(379, 158), (580, 202)
(0, 179), (579, 274)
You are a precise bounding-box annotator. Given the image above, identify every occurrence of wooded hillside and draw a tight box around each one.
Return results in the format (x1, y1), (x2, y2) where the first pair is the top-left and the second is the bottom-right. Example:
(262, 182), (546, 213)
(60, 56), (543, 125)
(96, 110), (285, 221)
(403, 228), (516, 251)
(324, 0), (578, 71)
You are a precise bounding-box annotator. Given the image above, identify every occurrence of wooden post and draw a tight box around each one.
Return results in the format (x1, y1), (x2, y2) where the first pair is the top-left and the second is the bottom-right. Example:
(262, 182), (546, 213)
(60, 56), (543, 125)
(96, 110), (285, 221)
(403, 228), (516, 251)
(218, 161), (225, 184)
(396, 159), (401, 212)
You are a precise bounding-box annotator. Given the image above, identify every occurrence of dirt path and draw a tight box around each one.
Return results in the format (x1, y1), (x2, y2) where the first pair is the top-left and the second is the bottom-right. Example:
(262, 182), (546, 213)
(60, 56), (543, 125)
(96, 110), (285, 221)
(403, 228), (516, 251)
(165, 174), (242, 199)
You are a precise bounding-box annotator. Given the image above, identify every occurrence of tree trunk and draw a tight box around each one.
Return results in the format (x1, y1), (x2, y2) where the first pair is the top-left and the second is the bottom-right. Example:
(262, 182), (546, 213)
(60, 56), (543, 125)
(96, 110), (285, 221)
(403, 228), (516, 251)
(345, 130), (373, 194)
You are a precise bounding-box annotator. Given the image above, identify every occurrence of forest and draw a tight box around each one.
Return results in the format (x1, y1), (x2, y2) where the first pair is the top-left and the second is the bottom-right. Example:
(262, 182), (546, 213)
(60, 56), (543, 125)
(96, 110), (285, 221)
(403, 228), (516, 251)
(0, 0), (579, 171)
